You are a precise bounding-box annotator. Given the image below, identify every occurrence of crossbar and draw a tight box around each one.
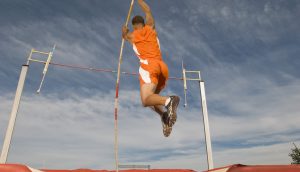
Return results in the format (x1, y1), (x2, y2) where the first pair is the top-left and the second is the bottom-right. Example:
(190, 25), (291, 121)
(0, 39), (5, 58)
(32, 50), (49, 55)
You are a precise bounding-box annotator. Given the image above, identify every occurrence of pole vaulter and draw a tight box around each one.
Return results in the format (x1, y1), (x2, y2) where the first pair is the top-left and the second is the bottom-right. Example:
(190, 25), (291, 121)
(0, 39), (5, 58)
(121, 0), (181, 137)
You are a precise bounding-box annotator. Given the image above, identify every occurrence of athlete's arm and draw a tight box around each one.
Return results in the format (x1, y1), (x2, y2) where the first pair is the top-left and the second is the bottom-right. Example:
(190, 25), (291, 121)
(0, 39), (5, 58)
(137, 0), (155, 28)
(122, 25), (133, 43)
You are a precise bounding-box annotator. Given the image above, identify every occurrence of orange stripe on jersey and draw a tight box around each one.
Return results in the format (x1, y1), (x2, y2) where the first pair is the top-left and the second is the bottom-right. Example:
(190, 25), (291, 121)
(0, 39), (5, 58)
(132, 25), (162, 60)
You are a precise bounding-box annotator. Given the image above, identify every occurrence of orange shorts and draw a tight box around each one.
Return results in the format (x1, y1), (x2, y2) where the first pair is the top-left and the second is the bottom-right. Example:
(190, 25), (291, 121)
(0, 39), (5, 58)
(139, 59), (169, 92)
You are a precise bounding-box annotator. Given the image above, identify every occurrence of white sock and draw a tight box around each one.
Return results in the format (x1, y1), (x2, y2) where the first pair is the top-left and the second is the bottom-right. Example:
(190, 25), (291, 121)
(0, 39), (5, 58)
(165, 97), (171, 106)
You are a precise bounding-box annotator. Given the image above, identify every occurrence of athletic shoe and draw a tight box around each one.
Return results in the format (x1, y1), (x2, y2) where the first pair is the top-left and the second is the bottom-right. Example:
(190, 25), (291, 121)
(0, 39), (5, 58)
(161, 112), (172, 137)
(165, 96), (180, 127)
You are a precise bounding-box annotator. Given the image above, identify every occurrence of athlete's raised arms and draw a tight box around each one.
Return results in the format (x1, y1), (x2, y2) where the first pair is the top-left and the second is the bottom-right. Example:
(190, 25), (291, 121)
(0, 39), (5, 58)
(137, 0), (155, 28)
(122, 0), (155, 43)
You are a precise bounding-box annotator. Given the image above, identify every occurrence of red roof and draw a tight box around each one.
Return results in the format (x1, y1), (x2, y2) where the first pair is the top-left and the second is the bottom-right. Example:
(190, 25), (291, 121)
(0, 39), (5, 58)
(204, 164), (300, 172)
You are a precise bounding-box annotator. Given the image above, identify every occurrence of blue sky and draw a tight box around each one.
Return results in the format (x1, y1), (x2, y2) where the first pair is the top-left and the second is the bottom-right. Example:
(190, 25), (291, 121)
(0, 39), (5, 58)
(0, 0), (300, 171)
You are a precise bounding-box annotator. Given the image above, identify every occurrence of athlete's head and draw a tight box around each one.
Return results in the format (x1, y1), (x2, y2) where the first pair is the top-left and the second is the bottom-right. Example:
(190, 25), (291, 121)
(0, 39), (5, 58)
(132, 15), (145, 30)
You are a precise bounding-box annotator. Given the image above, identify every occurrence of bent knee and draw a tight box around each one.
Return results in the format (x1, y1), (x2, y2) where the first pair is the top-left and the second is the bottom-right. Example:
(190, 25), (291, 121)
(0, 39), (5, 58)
(141, 99), (148, 107)
(142, 103), (147, 107)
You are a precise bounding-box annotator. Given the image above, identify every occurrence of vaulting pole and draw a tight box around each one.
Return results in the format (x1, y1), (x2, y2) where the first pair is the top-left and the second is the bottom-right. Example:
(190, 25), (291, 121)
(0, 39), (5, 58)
(114, 1), (134, 171)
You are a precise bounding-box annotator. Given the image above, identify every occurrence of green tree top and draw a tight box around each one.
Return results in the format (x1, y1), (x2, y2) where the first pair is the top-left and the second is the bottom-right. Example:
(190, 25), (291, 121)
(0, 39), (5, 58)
(289, 143), (300, 164)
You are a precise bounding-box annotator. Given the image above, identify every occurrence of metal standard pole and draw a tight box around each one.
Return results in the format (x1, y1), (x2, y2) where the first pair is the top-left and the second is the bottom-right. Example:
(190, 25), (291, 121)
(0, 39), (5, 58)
(199, 74), (214, 170)
(182, 67), (214, 170)
(0, 65), (29, 163)
(182, 61), (188, 107)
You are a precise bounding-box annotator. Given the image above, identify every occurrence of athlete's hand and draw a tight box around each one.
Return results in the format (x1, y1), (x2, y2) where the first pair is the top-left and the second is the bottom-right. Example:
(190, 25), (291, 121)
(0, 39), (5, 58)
(122, 25), (129, 34)
(122, 25), (131, 40)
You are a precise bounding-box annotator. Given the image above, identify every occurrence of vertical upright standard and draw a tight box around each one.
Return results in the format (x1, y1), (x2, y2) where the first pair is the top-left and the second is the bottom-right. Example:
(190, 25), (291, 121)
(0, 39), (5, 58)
(0, 47), (55, 164)
(0, 65), (29, 163)
(182, 64), (214, 170)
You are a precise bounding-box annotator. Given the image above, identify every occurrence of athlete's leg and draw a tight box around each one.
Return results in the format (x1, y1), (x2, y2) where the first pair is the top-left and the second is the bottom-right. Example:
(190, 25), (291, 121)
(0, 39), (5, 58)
(138, 60), (177, 137)
(146, 89), (166, 117)
(149, 106), (163, 116)
(140, 85), (171, 137)
(140, 83), (168, 107)
(152, 88), (166, 116)
(140, 83), (168, 121)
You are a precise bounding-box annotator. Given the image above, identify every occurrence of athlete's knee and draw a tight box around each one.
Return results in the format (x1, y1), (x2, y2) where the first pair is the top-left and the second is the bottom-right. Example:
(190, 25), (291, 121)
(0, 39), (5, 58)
(141, 102), (148, 107)
(141, 97), (148, 107)
(141, 95), (153, 107)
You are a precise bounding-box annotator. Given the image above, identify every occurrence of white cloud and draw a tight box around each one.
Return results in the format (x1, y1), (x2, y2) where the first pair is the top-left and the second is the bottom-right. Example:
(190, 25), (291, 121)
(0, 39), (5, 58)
(213, 141), (296, 168)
